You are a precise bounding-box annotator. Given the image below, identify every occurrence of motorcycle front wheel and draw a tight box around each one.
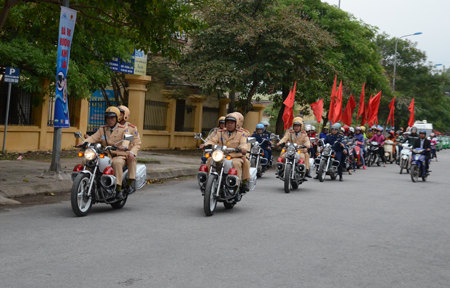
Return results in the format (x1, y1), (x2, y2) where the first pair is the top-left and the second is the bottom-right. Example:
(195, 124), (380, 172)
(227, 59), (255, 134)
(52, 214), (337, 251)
(318, 161), (326, 182)
(410, 164), (419, 183)
(71, 174), (93, 217)
(204, 175), (218, 216)
(367, 154), (372, 167)
(284, 164), (291, 193)
(399, 159), (405, 174)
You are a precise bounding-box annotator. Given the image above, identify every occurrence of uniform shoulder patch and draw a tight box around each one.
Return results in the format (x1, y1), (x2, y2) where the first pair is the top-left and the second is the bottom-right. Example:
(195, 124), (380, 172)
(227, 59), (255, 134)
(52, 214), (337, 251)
(128, 123), (136, 128)
(218, 129), (226, 132)
(118, 125), (125, 128)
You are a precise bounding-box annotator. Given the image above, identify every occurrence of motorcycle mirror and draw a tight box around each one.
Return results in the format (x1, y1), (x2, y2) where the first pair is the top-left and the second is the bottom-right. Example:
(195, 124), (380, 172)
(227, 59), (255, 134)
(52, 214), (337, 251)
(247, 137), (256, 144)
(74, 132), (82, 139)
(194, 133), (202, 140)
(123, 134), (134, 142)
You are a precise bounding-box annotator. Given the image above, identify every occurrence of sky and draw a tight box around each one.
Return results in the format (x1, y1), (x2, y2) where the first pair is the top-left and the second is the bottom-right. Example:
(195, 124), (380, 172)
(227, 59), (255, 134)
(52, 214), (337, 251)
(323, 0), (450, 69)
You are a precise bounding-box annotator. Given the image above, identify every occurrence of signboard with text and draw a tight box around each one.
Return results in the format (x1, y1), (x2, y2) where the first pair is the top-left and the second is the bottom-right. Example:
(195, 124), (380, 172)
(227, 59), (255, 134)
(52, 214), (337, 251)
(53, 6), (77, 128)
(108, 48), (147, 75)
(4, 67), (20, 84)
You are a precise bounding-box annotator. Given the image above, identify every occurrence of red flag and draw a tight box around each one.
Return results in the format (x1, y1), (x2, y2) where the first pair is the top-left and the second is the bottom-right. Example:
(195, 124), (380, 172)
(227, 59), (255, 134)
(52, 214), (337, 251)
(367, 91), (382, 127)
(310, 99), (324, 123)
(282, 81), (297, 130)
(357, 83), (365, 121)
(341, 95), (357, 126)
(333, 80), (343, 123)
(386, 96), (395, 127)
(328, 75), (337, 123)
(408, 98), (415, 128)
(361, 103), (368, 126)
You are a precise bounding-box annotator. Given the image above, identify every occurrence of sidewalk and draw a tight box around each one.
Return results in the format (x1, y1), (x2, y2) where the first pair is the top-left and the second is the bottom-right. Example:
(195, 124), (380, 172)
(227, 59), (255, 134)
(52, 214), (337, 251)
(0, 150), (202, 204)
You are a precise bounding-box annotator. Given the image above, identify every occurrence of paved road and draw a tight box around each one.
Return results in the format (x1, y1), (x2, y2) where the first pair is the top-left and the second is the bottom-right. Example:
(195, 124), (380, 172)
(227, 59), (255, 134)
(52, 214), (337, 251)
(1, 151), (449, 288)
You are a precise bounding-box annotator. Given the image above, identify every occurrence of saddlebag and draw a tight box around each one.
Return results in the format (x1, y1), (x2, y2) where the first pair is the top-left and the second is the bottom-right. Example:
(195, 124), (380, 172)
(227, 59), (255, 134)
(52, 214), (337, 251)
(133, 164), (147, 190)
(248, 167), (257, 191)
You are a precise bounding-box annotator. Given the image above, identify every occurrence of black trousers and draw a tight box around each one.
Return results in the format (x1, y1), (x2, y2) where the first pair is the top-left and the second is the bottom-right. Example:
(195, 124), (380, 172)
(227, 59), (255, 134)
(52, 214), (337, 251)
(378, 147), (386, 163)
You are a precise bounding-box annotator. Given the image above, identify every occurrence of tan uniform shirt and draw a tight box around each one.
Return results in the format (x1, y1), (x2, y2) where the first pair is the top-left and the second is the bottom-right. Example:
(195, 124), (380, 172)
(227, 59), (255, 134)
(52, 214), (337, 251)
(85, 124), (130, 156)
(206, 129), (250, 158)
(123, 122), (141, 156)
(280, 129), (311, 149)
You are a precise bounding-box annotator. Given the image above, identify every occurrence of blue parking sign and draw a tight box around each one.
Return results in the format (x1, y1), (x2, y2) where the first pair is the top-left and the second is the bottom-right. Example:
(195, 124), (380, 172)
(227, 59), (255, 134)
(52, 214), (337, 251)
(4, 67), (20, 84)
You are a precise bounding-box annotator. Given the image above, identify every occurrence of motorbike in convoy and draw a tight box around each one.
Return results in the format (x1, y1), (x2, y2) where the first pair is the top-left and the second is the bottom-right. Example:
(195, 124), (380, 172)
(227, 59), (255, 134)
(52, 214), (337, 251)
(273, 135), (308, 193)
(347, 140), (364, 169)
(410, 148), (430, 182)
(250, 137), (271, 178)
(384, 140), (396, 164)
(366, 140), (382, 167)
(195, 134), (257, 216)
(71, 132), (146, 217)
(399, 143), (413, 174)
(315, 140), (341, 182)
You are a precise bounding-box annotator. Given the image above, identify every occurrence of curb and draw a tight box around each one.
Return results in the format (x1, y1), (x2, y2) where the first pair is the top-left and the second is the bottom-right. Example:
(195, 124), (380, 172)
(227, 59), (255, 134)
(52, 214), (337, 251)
(147, 167), (198, 180)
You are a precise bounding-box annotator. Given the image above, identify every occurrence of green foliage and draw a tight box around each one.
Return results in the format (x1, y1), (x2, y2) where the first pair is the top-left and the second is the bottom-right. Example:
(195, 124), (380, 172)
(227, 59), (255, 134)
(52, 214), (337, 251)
(0, 0), (204, 102)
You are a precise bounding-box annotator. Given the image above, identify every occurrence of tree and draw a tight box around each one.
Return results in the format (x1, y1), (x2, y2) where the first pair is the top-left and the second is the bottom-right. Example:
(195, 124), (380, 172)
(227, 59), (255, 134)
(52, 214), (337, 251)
(0, 0), (204, 103)
(375, 33), (450, 131)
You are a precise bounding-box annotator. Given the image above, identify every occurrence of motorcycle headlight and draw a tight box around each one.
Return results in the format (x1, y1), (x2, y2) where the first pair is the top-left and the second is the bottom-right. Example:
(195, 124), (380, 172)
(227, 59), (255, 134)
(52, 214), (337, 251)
(251, 146), (260, 154)
(212, 150), (224, 162)
(84, 148), (97, 161)
(287, 146), (296, 156)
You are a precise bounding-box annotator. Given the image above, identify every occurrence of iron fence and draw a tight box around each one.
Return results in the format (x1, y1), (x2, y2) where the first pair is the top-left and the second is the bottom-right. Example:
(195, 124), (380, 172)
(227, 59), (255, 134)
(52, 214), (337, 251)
(0, 84), (32, 125)
(144, 100), (168, 130)
(47, 96), (77, 127)
(175, 101), (195, 132)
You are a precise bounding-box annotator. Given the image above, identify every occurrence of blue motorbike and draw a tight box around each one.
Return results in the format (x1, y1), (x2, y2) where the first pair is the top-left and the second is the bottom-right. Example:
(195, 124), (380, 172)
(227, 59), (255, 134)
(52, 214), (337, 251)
(410, 148), (430, 182)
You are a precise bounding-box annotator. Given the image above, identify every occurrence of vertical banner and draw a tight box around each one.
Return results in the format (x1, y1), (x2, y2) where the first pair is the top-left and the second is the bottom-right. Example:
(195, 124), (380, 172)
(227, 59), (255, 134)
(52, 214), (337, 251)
(54, 6), (77, 128)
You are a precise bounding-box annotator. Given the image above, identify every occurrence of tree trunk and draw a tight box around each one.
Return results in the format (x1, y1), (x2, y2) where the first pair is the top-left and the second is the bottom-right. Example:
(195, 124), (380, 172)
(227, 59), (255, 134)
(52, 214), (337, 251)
(228, 90), (235, 114)
(0, 0), (21, 31)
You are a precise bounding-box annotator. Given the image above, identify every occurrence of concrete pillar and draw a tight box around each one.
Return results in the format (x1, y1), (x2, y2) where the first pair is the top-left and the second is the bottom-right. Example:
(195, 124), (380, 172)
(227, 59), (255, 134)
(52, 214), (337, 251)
(252, 104), (266, 123)
(166, 99), (177, 148)
(219, 98), (231, 117)
(37, 79), (50, 150)
(125, 75), (152, 139)
(243, 104), (266, 132)
(190, 95), (207, 134)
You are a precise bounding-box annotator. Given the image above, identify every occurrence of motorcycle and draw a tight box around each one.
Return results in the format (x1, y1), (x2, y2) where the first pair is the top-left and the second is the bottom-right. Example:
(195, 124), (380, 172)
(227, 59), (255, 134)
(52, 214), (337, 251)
(314, 140), (341, 182)
(346, 141), (364, 170)
(384, 140), (396, 164)
(196, 135), (257, 216)
(71, 132), (146, 217)
(366, 140), (382, 167)
(250, 138), (270, 178)
(399, 143), (412, 174)
(275, 142), (308, 193)
(410, 148), (430, 182)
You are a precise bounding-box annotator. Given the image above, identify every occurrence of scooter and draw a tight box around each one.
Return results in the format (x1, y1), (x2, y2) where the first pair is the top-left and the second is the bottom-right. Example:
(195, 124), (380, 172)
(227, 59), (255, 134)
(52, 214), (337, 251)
(384, 140), (396, 164)
(399, 143), (412, 174)
(410, 148), (430, 182)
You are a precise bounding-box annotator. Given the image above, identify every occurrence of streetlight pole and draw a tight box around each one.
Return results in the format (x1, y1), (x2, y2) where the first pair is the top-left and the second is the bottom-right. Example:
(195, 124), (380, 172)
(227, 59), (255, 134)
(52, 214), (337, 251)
(49, 0), (70, 173)
(338, 0), (341, 8)
(393, 32), (422, 93)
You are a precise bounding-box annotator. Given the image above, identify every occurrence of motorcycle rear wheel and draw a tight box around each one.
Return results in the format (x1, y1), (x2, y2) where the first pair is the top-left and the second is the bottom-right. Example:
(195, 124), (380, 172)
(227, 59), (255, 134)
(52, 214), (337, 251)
(367, 155), (372, 167)
(204, 175), (218, 216)
(410, 164), (419, 183)
(71, 174), (93, 217)
(318, 161), (326, 182)
(284, 164), (291, 193)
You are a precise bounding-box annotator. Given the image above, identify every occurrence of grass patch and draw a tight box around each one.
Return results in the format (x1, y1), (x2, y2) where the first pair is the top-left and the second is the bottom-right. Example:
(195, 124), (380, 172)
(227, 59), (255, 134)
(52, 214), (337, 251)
(137, 158), (161, 164)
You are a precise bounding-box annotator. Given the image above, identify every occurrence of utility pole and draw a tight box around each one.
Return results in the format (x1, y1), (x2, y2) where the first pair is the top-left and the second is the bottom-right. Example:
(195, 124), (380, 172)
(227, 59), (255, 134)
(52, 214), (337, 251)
(48, 0), (70, 173)
(338, 0), (340, 9)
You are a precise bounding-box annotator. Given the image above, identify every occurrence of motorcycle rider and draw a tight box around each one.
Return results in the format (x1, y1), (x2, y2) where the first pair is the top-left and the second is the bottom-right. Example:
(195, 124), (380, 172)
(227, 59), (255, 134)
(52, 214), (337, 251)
(206, 113), (251, 192)
(354, 127), (366, 170)
(251, 124), (271, 168)
(81, 106), (131, 199)
(117, 105), (141, 194)
(232, 112), (252, 180)
(200, 116), (226, 148)
(369, 127), (387, 167)
(386, 130), (397, 160)
(277, 117), (312, 178)
(360, 126), (366, 139)
(319, 127), (328, 139)
(366, 127), (374, 140)
(259, 121), (273, 167)
(412, 130), (431, 173)
(403, 126), (419, 146)
(324, 123), (347, 182)
(430, 133), (438, 161)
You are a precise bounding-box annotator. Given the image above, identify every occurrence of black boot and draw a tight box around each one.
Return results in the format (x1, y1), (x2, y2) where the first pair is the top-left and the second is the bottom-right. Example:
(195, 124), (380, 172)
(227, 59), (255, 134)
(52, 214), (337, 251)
(116, 189), (124, 199)
(305, 170), (312, 178)
(339, 176), (343, 182)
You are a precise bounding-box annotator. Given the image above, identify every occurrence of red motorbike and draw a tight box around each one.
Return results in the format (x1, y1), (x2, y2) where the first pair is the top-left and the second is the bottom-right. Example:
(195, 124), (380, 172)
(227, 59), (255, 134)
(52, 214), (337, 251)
(348, 141), (364, 169)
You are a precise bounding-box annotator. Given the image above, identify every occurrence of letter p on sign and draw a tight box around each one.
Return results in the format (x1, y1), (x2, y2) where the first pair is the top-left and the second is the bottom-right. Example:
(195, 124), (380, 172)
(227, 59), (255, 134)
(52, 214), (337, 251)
(9, 68), (15, 75)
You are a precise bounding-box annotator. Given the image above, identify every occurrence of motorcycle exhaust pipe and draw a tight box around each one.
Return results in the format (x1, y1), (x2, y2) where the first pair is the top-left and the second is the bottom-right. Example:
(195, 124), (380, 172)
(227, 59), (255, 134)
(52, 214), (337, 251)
(296, 164), (306, 173)
(226, 175), (240, 188)
(101, 175), (117, 189)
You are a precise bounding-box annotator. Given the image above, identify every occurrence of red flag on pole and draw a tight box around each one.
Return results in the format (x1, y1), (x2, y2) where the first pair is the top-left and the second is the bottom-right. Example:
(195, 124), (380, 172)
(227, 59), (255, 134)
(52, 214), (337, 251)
(333, 80), (343, 123)
(310, 99), (324, 123)
(357, 83), (365, 121)
(367, 91), (382, 127)
(386, 96), (395, 127)
(408, 98), (415, 128)
(282, 81), (297, 130)
(328, 75), (337, 123)
(361, 102), (368, 126)
(341, 95), (357, 126)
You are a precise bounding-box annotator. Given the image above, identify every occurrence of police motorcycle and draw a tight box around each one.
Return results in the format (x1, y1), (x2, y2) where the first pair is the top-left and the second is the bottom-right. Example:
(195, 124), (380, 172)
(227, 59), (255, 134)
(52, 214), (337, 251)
(315, 140), (341, 182)
(273, 135), (308, 193)
(195, 134), (257, 216)
(410, 148), (430, 182)
(71, 132), (147, 217)
(366, 140), (382, 167)
(249, 138), (270, 178)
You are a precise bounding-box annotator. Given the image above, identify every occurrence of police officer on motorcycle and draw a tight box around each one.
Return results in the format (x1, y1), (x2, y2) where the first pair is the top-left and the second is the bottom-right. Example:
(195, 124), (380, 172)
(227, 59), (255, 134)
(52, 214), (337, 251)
(252, 123), (271, 167)
(200, 116), (226, 149)
(324, 123), (347, 182)
(82, 107), (131, 199)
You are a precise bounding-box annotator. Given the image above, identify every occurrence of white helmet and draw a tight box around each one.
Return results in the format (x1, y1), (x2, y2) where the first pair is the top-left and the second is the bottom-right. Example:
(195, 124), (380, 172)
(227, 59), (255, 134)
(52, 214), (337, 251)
(260, 120), (270, 127)
(341, 127), (345, 133)
(349, 127), (355, 133)
(305, 124), (312, 132)
(312, 126), (316, 131)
